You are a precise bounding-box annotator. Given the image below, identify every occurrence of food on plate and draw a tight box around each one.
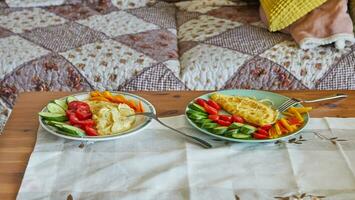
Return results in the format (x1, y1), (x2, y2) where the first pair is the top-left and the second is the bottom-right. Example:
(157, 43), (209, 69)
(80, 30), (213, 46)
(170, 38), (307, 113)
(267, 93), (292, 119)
(187, 93), (311, 140)
(210, 93), (278, 126)
(39, 91), (144, 137)
(86, 101), (135, 135)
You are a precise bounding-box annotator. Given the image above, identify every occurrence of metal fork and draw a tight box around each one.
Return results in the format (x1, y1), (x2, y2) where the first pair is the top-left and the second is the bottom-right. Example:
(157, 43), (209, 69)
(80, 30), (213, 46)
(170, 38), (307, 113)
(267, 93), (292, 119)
(128, 112), (213, 149)
(278, 93), (348, 112)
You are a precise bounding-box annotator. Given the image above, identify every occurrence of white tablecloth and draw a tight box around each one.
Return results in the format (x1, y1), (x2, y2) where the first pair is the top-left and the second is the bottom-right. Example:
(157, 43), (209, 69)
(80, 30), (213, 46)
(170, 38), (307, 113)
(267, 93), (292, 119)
(17, 116), (355, 200)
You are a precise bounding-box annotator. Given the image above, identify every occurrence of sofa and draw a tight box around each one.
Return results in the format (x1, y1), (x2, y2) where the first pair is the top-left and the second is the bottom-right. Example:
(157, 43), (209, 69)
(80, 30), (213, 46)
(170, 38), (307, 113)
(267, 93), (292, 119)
(0, 0), (355, 133)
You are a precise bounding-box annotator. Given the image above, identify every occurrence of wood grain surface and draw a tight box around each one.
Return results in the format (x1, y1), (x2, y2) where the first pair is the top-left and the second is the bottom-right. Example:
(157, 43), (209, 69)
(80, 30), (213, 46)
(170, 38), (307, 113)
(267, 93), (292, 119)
(1, 90), (355, 200)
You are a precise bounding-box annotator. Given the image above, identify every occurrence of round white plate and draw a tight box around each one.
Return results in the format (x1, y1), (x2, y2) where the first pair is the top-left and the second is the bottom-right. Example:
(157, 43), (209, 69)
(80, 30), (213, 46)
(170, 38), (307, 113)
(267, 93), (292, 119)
(39, 92), (156, 142)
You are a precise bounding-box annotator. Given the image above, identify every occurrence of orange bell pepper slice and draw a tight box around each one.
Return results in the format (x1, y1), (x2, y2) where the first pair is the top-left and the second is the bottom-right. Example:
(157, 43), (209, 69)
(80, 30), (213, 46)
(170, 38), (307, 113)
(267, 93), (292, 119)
(90, 96), (110, 102)
(90, 91), (102, 97)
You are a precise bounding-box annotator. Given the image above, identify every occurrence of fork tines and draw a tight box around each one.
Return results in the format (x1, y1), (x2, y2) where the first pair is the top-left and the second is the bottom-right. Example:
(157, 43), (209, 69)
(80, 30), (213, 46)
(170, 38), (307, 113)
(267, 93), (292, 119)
(278, 98), (300, 112)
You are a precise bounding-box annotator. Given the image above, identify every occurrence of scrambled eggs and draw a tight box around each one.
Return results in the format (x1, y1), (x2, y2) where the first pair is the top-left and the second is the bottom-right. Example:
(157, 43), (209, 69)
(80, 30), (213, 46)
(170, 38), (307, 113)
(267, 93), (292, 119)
(86, 101), (136, 135)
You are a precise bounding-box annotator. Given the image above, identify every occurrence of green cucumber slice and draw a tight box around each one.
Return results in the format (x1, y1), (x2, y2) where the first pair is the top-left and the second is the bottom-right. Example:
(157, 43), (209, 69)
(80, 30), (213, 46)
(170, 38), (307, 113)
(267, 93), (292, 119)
(240, 125), (257, 135)
(188, 113), (207, 120)
(232, 133), (251, 139)
(212, 126), (228, 135)
(47, 103), (65, 114)
(188, 103), (206, 113)
(201, 122), (218, 129)
(224, 129), (240, 137)
(66, 96), (78, 104)
(58, 124), (85, 137)
(39, 112), (68, 122)
(54, 99), (68, 110)
(229, 122), (244, 129)
(45, 120), (67, 127)
(186, 109), (208, 117)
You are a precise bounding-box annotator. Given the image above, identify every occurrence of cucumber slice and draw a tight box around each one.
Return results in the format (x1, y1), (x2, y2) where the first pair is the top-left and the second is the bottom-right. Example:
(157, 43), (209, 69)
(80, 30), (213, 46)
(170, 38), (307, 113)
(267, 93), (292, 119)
(44, 120), (85, 137)
(47, 103), (65, 114)
(229, 122), (244, 129)
(188, 103), (206, 113)
(58, 124), (85, 137)
(186, 109), (208, 117)
(54, 99), (68, 110)
(232, 133), (251, 139)
(224, 129), (240, 137)
(201, 122), (218, 129)
(212, 126), (228, 135)
(188, 113), (207, 120)
(194, 118), (212, 124)
(39, 112), (68, 122)
(45, 120), (67, 127)
(240, 125), (257, 135)
(66, 96), (78, 104)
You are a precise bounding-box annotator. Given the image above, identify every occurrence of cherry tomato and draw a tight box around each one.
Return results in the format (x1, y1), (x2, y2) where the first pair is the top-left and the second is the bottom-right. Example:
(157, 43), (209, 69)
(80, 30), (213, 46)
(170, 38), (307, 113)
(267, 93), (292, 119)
(261, 124), (272, 131)
(253, 133), (268, 139)
(204, 105), (218, 115)
(66, 109), (75, 117)
(207, 100), (221, 110)
(76, 106), (92, 120)
(219, 115), (232, 122)
(232, 115), (244, 123)
(195, 98), (208, 107)
(84, 126), (98, 136)
(69, 114), (95, 127)
(257, 128), (268, 136)
(208, 115), (219, 122)
(68, 101), (89, 110)
(217, 119), (232, 126)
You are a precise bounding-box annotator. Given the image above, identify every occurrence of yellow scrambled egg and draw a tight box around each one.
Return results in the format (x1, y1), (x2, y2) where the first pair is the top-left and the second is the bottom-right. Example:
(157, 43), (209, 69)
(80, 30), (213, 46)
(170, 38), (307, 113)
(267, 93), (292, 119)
(86, 101), (136, 136)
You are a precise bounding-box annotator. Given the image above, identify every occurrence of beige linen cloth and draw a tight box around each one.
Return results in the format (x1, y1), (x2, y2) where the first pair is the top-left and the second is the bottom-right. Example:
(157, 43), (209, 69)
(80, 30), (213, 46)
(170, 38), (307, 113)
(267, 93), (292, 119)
(260, 0), (355, 50)
(17, 116), (355, 200)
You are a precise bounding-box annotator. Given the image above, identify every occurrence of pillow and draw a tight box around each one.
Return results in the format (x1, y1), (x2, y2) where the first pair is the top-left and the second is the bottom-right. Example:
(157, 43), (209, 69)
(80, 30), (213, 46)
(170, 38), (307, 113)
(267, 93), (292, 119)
(260, 0), (327, 32)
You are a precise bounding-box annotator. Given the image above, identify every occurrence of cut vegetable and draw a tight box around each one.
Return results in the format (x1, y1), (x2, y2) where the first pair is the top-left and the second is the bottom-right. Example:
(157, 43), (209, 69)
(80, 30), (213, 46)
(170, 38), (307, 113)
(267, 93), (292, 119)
(201, 122), (219, 129)
(188, 113), (208, 120)
(39, 112), (68, 122)
(58, 124), (86, 137)
(47, 103), (66, 115)
(187, 109), (208, 117)
(240, 124), (257, 135)
(229, 122), (244, 129)
(212, 126), (228, 135)
(232, 133), (251, 139)
(189, 103), (206, 113)
(66, 96), (78, 104)
(54, 99), (68, 110)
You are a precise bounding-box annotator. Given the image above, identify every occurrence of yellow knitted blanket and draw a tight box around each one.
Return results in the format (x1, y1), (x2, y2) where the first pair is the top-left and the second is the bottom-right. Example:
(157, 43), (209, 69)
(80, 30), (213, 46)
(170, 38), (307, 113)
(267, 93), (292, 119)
(260, 0), (327, 32)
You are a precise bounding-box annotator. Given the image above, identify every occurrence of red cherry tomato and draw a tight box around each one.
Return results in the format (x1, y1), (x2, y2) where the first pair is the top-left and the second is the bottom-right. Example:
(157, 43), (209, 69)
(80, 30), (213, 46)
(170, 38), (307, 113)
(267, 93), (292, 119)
(76, 106), (92, 120)
(207, 100), (221, 110)
(69, 114), (95, 127)
(253, 133), (268, 139)
(208, 115), (219, 122)
(232, 115), (244, 123)
(217, 119), (232, 126)
(261, 124), (272, 131)
(204, 105), (218, 115)
(257, 128), (268, 136)
(219, 115), (232, 122)
(68, 101), (89, 110)
(84, 126), (98, 136)
(195, 98), (208, 107)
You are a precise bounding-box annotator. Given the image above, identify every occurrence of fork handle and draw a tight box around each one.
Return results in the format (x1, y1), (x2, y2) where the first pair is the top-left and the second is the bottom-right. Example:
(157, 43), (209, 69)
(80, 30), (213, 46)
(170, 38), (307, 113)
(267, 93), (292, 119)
(301, 93), (348, 103)
(153, 118), (213, 149)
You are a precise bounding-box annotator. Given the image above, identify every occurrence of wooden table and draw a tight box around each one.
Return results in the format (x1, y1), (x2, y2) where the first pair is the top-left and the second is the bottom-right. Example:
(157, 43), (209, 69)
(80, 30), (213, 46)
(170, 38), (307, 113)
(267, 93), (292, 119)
(1, 90), (355, 200)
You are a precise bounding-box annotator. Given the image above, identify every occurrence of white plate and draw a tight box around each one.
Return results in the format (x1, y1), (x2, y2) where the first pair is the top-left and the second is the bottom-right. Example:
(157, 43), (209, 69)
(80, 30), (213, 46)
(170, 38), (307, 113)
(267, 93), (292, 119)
(39, 92), (156, 142)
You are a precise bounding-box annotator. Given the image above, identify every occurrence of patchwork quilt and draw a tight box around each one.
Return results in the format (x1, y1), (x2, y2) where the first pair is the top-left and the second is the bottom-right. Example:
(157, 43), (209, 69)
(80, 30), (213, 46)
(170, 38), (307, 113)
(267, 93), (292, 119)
(0, 0), (355, 133)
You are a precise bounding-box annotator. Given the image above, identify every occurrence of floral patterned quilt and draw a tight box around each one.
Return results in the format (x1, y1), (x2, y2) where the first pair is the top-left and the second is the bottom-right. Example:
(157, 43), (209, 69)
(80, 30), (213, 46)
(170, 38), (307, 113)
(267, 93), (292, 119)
(0, 0), (355, 133)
